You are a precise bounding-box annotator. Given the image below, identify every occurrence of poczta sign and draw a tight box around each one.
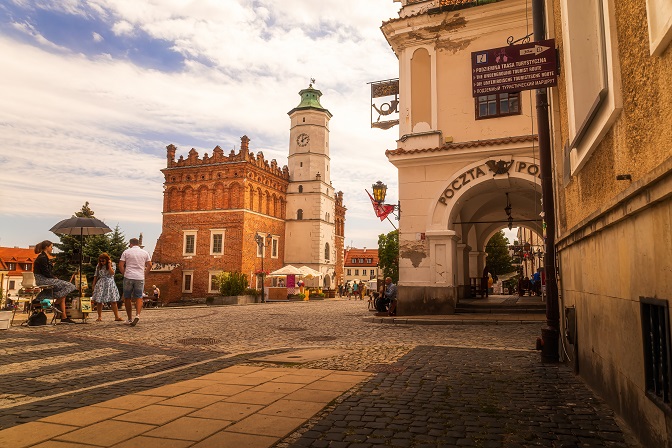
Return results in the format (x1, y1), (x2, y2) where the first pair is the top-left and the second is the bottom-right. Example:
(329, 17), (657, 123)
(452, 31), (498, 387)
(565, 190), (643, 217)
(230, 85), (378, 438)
(471, 39), (557, 96)
(438, 160), (540, 205)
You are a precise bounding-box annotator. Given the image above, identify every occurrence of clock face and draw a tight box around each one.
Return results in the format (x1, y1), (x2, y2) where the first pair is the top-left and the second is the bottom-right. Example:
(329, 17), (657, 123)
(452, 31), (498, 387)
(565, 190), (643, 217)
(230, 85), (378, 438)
(296, 133), (310, 147)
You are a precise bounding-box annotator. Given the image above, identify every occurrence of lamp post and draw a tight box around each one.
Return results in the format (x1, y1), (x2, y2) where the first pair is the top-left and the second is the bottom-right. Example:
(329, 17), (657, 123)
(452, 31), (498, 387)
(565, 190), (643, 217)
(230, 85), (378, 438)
(255, 233), (272, 303)
(371, 181), (401, 220)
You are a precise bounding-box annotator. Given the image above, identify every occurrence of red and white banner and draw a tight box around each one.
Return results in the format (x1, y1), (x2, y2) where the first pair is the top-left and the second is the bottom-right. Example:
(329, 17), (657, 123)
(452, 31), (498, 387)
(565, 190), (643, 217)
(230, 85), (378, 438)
(366, 190), (395, 221)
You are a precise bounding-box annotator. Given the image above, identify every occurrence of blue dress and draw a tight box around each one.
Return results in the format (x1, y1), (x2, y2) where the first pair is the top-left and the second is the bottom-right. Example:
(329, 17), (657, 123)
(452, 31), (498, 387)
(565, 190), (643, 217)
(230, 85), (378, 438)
(92, 263), (120, 303)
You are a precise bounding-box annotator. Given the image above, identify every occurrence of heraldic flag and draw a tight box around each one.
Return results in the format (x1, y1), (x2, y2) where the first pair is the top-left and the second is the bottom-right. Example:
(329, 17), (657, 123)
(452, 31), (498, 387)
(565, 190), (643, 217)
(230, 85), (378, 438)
(366, 190), (395, 221)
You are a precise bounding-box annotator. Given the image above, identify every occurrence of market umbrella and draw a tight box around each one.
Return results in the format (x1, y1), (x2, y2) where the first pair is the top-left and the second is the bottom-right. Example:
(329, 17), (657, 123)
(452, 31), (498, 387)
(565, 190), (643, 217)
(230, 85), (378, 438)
(50, 215), (113, 295)
(298, 266), (323, 279)
(268, 265), (303, 277)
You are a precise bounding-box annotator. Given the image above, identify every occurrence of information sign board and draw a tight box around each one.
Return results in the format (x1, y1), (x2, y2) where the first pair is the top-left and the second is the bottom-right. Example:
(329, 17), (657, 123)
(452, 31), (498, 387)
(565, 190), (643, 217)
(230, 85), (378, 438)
(471, 39), (557, 97)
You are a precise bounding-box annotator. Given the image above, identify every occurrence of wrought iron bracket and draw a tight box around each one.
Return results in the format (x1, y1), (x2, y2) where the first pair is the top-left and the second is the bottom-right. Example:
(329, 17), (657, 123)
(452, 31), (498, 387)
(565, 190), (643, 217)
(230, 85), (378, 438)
(507, 32), (533, 46)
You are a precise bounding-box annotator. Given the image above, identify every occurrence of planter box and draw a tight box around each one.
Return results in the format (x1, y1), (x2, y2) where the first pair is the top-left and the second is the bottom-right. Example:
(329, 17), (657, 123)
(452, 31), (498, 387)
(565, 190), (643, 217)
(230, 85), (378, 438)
(208, 295), (258, 306)
(0, 310), (13, 330)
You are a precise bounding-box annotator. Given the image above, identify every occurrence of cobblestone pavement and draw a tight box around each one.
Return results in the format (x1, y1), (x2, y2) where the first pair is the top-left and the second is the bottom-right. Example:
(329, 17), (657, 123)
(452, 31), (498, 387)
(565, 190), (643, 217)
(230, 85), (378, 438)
(0, 301), (637, 446)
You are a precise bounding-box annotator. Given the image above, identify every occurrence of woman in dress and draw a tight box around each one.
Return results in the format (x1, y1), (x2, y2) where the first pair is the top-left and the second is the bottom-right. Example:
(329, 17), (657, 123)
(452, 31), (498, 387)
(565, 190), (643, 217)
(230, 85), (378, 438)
(91, 252), (122, 322)
(33, 240), (77, 324)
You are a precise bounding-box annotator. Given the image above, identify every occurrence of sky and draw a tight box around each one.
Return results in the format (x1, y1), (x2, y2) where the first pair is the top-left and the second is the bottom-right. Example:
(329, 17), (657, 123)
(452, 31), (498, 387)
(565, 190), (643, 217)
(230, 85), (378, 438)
(0, 0), (407, 256)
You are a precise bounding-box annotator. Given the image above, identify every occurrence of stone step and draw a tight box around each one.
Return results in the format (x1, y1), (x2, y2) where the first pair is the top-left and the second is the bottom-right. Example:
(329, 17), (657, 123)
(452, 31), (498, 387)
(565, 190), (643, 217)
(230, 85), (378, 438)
(455, 305), (546, 314)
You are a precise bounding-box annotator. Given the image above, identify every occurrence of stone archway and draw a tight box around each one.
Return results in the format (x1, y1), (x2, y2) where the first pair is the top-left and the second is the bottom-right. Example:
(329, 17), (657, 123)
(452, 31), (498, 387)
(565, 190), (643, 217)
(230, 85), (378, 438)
(423, 156), (543, 301)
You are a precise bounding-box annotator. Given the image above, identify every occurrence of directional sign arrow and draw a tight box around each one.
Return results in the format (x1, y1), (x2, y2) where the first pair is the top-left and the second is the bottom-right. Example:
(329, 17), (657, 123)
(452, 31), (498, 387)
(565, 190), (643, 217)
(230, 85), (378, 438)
(520, 45), (551, 56)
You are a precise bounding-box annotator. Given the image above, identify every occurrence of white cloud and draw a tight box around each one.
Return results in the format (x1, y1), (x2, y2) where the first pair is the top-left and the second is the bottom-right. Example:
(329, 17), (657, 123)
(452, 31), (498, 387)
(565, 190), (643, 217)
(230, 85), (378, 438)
(0, 0), (402, 253)
(92, 31), (104, 42)
(111, 20), (134, 36)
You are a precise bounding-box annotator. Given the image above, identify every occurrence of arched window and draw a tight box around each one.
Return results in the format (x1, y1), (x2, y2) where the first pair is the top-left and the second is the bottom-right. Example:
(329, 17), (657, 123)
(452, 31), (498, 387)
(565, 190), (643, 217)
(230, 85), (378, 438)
(324, 243), (330, 261)
(297, 209), (303, 220)
(298, 185), (303, 193)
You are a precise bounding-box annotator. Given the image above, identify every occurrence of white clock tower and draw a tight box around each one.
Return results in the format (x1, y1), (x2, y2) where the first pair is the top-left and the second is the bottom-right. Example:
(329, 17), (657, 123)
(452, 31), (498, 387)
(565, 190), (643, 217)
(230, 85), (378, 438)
(284, 82), (336, 287)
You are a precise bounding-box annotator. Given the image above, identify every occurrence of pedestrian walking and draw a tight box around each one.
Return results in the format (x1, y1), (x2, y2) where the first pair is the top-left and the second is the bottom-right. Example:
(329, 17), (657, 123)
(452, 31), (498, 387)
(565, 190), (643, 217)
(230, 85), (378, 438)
(91, 253), (122, 322)
(118, 238), (152, 327)
(33, 240), (77, 324)
(152, 284), (160, 305)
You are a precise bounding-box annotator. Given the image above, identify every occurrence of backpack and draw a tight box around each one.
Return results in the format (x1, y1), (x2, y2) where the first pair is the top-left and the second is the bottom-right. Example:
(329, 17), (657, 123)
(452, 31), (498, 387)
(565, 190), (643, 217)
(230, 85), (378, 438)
(27, 311), (48, 326)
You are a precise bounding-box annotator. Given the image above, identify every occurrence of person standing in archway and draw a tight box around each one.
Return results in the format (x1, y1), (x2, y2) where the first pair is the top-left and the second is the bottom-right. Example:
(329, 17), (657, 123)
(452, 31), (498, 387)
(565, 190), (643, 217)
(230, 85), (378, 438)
(481, 266), (490, 298)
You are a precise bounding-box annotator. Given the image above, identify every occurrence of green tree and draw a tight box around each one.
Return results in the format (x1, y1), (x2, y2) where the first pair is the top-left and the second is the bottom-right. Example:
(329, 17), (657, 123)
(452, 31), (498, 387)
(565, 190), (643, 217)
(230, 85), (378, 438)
(76, 202), (95, 218)
(485, 230), (516, 276)
(377, 229), (399, 283)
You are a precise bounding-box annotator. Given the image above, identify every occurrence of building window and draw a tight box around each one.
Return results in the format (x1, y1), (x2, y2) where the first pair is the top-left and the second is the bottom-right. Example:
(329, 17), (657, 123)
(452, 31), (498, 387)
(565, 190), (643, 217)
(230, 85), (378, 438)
(182, 271), (193, 293)
(272, 236), (279, 259)
(8, 263), (15, 271)
(347, 269), (351, 276)
(210, 230), (225, 255)
(641, 297), (672, 411)
(355, 269), (359, 276)
(297, 209), (303, 220)
(362, 269), (367, 276)
(646, 0), (672, 56)
(370, 270), (376, 279)
(359, 258), (364, 263)
(256, 233), (268, 258)
(298, 185), (303, 193)
(560, 0), (622, 173)
(351, 258), (357, 263)
(9, 280), (15, 290)
(209, 270), (222, 293)
(476, 92), (520, 119)
(183, 231), (197, 256)
(23, 263), (31, 270)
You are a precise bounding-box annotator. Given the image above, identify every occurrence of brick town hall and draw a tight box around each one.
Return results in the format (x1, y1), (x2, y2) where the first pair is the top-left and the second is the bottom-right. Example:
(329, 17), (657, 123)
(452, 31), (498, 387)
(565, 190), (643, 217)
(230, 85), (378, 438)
(147, 83), (346, 302)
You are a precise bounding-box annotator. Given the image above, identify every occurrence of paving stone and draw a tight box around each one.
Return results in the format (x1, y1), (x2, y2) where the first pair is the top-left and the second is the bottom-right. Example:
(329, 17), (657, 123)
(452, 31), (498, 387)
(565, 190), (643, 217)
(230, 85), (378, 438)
(0, 302), (637, 447)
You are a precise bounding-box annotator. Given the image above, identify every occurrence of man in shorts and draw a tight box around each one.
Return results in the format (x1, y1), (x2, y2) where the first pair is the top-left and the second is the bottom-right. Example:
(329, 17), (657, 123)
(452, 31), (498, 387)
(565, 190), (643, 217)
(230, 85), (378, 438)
(119, 238), (152, 327)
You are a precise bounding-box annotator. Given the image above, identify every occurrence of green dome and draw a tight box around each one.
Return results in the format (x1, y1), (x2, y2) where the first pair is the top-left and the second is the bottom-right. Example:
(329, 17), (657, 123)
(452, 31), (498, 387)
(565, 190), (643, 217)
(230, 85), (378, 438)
(288, 83), (332, 117)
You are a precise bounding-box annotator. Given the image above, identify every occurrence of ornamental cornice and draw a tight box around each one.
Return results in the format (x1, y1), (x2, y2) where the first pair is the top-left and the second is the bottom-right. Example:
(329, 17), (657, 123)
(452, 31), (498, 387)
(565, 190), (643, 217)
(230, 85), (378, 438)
(382, 0), (530, 53)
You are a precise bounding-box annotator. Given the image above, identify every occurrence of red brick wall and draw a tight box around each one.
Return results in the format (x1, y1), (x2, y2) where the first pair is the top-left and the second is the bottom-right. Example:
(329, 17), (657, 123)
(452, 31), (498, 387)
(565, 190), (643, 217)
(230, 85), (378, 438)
(150, 137), (289, 302)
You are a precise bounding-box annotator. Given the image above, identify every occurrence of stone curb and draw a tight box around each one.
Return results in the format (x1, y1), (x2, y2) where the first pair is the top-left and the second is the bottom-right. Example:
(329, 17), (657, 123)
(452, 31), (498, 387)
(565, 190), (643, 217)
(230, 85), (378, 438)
(362, 316), (545, 325)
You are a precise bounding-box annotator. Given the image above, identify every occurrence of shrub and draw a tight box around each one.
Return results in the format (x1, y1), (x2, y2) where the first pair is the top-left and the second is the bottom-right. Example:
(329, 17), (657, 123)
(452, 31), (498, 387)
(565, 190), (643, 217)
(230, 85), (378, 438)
(244, 288), (260, 297)
(217, 272), (248, 296)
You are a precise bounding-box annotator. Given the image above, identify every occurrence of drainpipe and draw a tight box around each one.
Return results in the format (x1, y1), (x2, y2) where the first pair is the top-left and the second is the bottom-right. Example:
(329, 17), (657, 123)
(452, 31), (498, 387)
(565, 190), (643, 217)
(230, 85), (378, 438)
(533, 0), (560, 362)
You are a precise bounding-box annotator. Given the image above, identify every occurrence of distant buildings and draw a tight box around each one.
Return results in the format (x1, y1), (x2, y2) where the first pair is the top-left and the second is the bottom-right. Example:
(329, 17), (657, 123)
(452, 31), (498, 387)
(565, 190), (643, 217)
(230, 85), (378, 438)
(343, 248), (380, 287)
(0, 246), (36, 305)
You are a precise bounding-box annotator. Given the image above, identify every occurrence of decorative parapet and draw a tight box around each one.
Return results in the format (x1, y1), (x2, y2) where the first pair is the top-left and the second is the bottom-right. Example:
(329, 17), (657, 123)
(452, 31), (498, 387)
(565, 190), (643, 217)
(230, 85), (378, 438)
(165, 135), (289, 179)
(335, 191), (345, 207)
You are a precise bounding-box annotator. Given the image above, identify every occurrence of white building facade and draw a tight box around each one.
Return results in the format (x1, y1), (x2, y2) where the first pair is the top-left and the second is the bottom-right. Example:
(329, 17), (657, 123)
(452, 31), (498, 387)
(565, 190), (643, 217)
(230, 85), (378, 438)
(284, 84), (338, 288)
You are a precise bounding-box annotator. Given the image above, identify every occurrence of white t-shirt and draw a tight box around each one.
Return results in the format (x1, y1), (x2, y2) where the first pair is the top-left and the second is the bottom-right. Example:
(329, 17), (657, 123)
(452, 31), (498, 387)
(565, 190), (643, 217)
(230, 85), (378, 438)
(120, 246), (151, 280)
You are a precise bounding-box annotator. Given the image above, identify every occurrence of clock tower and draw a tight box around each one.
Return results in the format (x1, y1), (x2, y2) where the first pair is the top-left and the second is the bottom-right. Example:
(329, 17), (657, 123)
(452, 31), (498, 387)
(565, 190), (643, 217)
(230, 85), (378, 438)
(284, 82), (337, 287)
